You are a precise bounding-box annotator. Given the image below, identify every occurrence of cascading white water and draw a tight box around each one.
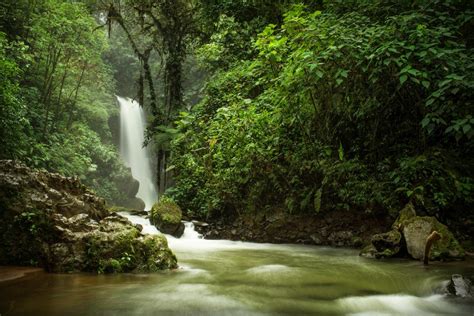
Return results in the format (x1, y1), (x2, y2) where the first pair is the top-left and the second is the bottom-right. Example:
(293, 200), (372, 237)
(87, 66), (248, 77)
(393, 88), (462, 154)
(117, 96), (158, 210)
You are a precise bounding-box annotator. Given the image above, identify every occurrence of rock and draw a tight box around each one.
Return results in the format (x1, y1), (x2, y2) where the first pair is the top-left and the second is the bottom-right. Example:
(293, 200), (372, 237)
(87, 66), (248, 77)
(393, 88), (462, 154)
(360, 244), (377, 259)
(47, 213), (177, 273)
(0, 160), (177, 273)
(362, 203), (464, 262)
(310, 234), (322, 245)
(150, 198), (185, 238)
(403, 216), (464, 260)
(351, 236), (364, 248)
(109, 206), (148, 217)
(130, 209), (148, 216)
(120, 197), (146, 211)
(446, 274), (472, 298)
(116, 172), (140, 199)
(328, 230), (353, 247)
(192, 220), (209, 228)
(0, 160), (107, 220)
(370, 230), (402, 258)
(392, 202), (416, 230)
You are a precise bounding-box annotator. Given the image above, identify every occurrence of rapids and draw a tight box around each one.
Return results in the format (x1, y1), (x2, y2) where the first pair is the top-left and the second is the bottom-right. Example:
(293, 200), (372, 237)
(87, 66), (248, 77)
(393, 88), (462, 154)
(1, 215), (472, 315)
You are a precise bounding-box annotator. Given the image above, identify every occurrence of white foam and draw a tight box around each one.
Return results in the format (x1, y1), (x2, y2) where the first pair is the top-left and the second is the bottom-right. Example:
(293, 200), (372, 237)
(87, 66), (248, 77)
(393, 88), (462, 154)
(246, 264), (292, 274)
(338, 294), (463, 315)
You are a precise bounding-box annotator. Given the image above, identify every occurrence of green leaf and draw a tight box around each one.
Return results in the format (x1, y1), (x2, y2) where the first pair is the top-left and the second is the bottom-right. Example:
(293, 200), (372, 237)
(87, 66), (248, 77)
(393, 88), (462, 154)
(463, 124), (471, 134)
(407, 68), (418, 76)
(338, 142), (344, 161)
(421, 117), (430, 128)
(400, 75), (408, 85)
(314, 188), (322, 213)
(426, 98), (435, 106)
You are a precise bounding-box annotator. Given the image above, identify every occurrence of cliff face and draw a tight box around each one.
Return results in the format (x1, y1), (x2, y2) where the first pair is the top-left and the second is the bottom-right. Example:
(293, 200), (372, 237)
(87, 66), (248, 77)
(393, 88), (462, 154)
(0, 160), (177, 273)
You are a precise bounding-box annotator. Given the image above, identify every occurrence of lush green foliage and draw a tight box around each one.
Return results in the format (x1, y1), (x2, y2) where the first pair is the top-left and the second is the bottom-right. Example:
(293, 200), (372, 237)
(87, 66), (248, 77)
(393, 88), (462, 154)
(0, 0), (132, 205)
(170, 1), (474, 221)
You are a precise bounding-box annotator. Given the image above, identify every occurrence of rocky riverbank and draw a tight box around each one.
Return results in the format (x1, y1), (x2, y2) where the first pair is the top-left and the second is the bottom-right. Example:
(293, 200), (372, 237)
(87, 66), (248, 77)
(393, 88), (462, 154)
(193, 203), (466, 262)
(193, 209), (392, 248)
(0, 160), (177, 273)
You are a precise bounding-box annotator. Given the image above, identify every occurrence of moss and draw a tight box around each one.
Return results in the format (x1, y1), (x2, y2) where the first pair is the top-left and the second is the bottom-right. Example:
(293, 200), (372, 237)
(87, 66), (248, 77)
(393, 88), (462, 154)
(99, 258), (123, 273)
(392, 202), (416, 229)
(84, 225), (177, 274)
(360, 244), (377, 258)
(151, 198), (182, 226)
(108, 206), (132, 213)
(85, 228), (140, 273)
(137, 235), (178, 272)
(0, 209), (56, 267)
(404, 216), (465, 260)
(386, 248), (399, 257)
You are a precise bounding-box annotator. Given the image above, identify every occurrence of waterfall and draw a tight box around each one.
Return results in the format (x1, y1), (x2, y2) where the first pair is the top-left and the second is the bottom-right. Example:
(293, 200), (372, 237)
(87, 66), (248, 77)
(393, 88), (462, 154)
(117, 96), (158, 210)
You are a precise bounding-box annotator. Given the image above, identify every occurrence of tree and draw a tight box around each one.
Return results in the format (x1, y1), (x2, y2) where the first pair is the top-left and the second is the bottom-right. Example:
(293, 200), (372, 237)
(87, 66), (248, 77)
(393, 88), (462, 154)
(102, 0), (197, 193)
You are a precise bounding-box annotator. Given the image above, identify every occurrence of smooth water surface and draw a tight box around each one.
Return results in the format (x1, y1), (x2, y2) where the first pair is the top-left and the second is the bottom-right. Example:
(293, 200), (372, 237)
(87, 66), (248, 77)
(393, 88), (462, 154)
(1, 219), (473, 316)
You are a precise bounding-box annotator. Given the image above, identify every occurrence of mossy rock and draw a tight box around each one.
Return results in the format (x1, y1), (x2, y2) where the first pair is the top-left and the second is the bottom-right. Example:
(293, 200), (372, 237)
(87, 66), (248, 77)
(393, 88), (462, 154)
(38, 214), (179, 273)
(137, 235), (178, 272)
(360, 244), (377, 259)
(0, 160), (177, 273)
(150, 198), (185, 237)
(360, 229), (403, 259)
(392, 202), (416, 230)
(403, 216), (465, 261)
(371, 230), (402, 258)
(88, 230), (178, 274)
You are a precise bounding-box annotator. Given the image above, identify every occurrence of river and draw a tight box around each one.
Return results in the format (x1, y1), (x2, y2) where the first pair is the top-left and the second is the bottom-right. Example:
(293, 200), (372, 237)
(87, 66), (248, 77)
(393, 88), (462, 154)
(0, 214), (473, 315)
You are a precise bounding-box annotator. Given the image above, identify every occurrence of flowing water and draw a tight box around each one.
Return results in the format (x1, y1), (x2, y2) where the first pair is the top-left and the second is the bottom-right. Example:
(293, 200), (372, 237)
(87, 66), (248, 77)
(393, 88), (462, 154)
(117, 96), (158, 210)
(1, 216), (473, 316)
(1, 99), (472, 315)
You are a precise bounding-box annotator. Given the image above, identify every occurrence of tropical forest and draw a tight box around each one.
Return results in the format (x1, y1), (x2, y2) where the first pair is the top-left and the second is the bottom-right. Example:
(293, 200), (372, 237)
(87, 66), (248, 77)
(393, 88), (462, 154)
(0, 0), (473, 315)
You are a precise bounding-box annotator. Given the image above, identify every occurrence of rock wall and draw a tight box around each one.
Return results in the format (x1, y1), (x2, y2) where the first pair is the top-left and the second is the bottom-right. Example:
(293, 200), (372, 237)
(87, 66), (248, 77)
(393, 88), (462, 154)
(0, 160), (177, 273)
(196, 209), (391, 247)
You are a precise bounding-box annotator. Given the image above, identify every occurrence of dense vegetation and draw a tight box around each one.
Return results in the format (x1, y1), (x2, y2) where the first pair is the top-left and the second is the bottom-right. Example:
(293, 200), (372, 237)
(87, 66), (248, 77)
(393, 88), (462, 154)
(0, 0), (473, 241)
(169, 1), (474, 229)
(0, 0), (135, 204)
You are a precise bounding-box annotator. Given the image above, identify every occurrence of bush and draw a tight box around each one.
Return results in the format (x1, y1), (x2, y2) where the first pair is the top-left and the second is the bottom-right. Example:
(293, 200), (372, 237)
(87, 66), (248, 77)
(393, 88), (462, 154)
(170, 3), (474, 221)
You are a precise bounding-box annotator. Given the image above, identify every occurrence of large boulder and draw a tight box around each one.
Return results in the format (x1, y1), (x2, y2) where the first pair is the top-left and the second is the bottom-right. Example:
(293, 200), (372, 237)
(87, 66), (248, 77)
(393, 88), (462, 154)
(403, 216), (464, 260)
(112, 169), (146, 211)
(446, 274), (472, 298)
(41, 213), (177, 273)
(0, 160), (108, 220)
(116, 171), (140, 199)
(361, 203), (464, 261)
(119, 196), (146, 211)
(150, 198), (185, 237)
(0, 160), (177, 273)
